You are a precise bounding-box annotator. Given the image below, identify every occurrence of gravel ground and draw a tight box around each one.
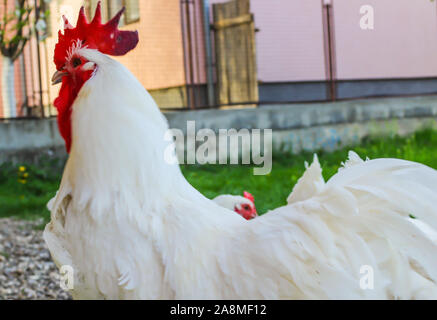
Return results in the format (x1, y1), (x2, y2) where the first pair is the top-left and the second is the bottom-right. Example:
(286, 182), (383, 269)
(0, 218), (71, 300)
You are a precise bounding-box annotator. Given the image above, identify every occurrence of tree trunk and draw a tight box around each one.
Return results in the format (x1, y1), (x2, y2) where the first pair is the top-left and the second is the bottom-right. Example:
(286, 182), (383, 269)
(1, 56), (17, 118)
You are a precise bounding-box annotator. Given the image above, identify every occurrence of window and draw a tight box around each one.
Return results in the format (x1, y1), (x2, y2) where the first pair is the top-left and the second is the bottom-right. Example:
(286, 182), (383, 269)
(88, 0), (139, 25)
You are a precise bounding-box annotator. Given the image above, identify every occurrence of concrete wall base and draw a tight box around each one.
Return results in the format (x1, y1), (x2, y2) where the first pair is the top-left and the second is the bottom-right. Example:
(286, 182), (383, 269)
(1, 95), (437, 164)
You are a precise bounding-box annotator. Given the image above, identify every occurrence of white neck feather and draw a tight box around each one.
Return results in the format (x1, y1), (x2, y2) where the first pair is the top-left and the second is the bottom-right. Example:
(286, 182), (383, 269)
(64, 49), (193, 216)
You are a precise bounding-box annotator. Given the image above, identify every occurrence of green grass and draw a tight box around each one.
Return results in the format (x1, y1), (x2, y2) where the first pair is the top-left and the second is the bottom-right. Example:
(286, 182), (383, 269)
(1, 129), (437, 223)
(0, 158), (65, 222)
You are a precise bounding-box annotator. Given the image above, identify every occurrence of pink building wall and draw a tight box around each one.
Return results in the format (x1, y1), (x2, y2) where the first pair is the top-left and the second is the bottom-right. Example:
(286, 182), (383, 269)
(37, 0), (437, 87)
(333, 0), (437, 80)
(207, 0), (437, 83)
(250, 0), (327, 82)
(208, 0), (327, 82)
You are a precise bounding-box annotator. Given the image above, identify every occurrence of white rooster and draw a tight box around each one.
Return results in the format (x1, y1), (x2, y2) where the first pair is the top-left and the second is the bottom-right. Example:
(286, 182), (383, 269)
(44, 4), (437, 300)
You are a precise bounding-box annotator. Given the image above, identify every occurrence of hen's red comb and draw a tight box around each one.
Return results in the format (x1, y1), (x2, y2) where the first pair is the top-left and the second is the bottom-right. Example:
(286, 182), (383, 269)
(243, 191), (255, 204)
(54, 2), (139, 70)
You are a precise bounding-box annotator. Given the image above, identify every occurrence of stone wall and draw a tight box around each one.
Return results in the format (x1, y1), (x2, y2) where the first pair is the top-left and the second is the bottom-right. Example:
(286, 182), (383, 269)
(1, 95), (437, 164)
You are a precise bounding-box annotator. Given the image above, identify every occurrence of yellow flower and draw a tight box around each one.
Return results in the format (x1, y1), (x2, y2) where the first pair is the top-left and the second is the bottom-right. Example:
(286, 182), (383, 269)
(18, 179), (27, 184)
(19, 166), (26, 172)
(23, 173), (29, 178)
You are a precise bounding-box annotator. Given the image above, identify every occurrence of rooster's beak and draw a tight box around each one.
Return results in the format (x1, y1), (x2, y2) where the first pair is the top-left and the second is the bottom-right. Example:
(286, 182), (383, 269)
(51, 70), (67, 85)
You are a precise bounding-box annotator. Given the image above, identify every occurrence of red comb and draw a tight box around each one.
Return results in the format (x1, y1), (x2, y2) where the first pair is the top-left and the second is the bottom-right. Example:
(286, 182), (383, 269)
(243, 191), (255, 204)
(54, 2), (139, 70)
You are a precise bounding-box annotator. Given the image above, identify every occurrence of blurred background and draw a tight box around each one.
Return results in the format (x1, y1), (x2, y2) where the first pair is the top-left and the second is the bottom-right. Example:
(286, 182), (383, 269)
(2, 0), (437, 115)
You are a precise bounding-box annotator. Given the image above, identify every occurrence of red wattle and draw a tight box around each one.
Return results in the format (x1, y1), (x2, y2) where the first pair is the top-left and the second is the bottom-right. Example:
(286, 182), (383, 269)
(55, 70), (93, 153)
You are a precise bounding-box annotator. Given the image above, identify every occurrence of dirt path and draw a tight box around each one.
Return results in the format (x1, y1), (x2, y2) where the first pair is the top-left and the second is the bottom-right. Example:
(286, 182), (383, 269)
(0, 218), (71, 300)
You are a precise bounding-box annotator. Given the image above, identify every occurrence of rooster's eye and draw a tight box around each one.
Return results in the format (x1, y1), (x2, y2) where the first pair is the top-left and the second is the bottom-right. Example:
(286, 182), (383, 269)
(243, 205), (250, 210)
(72, 57), (82, 68)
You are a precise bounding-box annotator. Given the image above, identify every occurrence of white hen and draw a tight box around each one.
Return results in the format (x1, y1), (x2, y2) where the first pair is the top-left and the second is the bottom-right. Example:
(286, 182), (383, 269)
(213, 191), (257, 220)
(44, 5), (437, 300)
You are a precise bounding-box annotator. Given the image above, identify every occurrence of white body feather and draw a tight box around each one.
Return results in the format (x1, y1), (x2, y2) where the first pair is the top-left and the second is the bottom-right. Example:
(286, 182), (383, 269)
(44, 49), (437, 300)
